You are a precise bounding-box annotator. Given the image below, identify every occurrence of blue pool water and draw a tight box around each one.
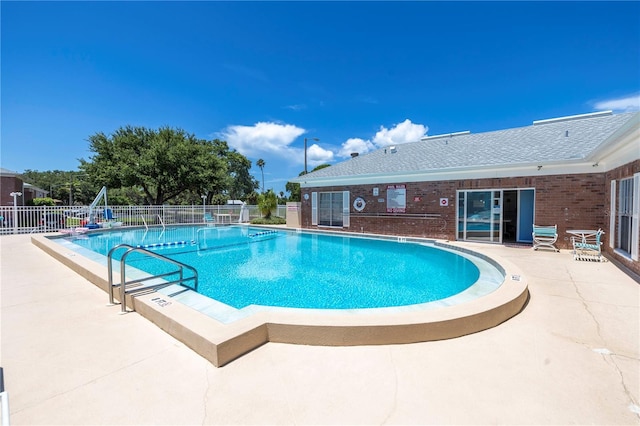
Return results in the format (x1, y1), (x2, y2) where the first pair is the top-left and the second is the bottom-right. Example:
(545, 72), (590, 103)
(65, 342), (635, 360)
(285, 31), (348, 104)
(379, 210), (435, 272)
(64, 226), (481, 310)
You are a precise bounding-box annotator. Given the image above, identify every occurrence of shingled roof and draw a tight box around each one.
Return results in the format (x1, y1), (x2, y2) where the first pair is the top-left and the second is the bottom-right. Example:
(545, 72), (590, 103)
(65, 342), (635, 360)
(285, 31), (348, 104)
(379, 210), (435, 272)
(294, 111), (639, 184)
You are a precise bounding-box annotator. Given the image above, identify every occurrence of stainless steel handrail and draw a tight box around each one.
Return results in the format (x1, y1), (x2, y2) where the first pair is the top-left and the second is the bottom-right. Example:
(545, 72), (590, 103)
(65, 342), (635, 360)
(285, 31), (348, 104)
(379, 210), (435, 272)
(107, 244), (198, 313)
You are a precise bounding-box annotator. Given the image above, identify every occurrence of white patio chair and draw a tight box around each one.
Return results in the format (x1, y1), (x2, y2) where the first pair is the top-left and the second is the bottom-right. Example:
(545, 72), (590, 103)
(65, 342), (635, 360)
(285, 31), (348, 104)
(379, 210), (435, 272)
(572, 229), (605, 261)
(532, 224), (559, 252)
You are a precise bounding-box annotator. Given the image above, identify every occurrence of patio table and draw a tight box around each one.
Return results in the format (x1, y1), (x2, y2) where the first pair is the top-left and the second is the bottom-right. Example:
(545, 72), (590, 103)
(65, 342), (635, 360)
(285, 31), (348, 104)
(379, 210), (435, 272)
(216, 213), (232, 224)
(566, 229), (600, 243)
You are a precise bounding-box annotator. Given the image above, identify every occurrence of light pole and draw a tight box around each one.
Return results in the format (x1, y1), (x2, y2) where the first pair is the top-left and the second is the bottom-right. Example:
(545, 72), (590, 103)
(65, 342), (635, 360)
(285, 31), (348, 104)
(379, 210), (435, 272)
(304, 137), (319, 174)
(201, 194), (207, 219)
(10, 192), (22, 235)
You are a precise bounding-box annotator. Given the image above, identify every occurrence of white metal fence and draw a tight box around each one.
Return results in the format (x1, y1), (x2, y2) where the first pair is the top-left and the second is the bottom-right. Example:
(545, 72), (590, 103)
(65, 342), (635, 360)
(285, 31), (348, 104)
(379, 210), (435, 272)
(0, 204), (287, 235)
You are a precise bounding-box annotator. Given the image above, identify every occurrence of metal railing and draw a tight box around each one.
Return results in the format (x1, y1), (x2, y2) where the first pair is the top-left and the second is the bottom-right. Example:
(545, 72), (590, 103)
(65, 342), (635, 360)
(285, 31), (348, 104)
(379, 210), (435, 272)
(107, 244), (198, 313)
(0, 204), (287, 235)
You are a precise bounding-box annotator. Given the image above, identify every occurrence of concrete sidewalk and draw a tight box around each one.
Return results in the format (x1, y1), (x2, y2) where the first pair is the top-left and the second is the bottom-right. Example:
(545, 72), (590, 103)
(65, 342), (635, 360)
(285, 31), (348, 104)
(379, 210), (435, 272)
(1, 234), (639, 425)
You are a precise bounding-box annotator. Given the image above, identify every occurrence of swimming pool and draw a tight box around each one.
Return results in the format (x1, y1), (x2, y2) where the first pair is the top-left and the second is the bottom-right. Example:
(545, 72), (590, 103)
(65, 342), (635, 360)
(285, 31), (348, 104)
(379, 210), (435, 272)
(63, 225), (482, 310)
(35, 227), (528, 366)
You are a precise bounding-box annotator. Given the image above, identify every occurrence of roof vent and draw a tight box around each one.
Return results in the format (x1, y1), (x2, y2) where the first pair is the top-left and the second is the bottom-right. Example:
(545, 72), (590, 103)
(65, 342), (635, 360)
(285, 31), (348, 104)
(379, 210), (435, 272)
(533, 110), (613, 126)
(421, 130), (470, 141)
(350, 152), (359, 158)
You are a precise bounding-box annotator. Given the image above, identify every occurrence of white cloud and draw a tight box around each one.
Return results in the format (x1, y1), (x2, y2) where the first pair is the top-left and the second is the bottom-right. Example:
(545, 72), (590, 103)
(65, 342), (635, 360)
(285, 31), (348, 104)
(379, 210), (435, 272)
(337, 119), (428, 158)
(593, 93), (640, 112)
(219, 118), (428, 176)
(337, 138), (375, 158)
(221, 122), (306, 157)
(307, 143), (334, 166)
(372, 119), (428, 147)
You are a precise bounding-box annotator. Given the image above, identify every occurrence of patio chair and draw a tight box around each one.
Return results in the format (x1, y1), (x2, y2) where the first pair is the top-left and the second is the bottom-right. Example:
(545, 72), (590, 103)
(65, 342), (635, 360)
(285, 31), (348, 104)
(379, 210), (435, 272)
(572, 229), (605, 262)
(203, 213), (215, 226)
(105, 208), (117, 220)
(532, 224), (559, 252)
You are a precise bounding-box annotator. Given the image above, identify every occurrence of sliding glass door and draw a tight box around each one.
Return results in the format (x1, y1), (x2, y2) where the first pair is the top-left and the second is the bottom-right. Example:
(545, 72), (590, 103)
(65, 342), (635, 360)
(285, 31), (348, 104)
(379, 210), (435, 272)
(457, 188), (535, 244)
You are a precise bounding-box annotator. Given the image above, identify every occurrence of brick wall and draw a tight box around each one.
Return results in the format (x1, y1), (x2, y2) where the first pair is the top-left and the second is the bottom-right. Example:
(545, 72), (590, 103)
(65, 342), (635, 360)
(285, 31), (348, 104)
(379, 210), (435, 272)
(1, 176), (24, 206)
(301, 173), (608, 250)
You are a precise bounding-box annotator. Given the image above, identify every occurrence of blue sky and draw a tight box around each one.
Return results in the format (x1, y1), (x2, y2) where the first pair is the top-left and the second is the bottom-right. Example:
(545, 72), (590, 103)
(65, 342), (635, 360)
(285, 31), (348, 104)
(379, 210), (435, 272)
(2, 1), (639, 196)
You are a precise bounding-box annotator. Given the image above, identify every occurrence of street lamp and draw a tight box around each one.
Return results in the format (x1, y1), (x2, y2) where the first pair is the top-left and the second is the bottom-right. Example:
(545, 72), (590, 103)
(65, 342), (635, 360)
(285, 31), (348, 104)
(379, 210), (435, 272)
(9, 192), (22, 235)
(304, 137), (319, 174)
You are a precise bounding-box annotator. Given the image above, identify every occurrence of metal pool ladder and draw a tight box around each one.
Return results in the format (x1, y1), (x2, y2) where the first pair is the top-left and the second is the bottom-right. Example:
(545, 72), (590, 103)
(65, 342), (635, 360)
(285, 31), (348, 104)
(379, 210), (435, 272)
(107, 244), (198, 313)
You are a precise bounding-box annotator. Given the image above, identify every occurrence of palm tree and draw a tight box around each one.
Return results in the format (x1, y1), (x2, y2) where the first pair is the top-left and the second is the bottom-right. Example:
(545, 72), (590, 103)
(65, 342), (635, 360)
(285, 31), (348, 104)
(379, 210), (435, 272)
(256, 158), (265, 193)
(257, 189), (277, 219)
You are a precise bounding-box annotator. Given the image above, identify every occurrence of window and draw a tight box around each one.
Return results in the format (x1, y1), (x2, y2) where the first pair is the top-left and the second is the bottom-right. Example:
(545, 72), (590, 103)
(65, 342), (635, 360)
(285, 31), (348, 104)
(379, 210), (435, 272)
(618, 178), (633, 254)
(311, 191), (350, 227)
(611, 173), (639, 260)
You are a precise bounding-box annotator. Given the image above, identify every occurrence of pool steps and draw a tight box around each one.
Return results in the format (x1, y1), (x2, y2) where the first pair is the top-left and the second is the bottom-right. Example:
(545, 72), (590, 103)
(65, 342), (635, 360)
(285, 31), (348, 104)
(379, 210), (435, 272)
(157, 285), (253, 323)
(107, 244), (199, 313)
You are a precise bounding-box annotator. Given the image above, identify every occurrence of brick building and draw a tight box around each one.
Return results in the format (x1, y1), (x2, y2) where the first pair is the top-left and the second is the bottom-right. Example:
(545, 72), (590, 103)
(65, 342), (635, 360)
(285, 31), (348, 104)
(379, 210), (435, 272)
(292, 111), (640, 276)
(0, 168), (47, 206)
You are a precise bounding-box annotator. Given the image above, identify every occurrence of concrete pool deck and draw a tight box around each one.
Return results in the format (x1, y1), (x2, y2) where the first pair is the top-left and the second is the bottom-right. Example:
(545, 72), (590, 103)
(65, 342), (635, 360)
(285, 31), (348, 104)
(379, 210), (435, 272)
(1, 233), (639, 424)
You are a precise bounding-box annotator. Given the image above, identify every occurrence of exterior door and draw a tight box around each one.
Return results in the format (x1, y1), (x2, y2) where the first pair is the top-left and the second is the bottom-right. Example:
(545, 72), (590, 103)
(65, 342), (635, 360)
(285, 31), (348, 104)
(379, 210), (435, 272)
(517, 189), (534, 243)
(458, 189), (534, 244)
(458, 190), (503, 243)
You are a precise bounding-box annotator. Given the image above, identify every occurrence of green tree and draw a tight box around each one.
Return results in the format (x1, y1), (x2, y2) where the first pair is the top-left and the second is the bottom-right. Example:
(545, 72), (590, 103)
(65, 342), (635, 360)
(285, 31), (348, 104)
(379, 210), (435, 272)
(80, 126), (226, 205)
(170, 140), (257, 205)
(21, 169), (97, 205)
(245, 191), (259, 205)
(28, 197), (56, 206)
(211, 140), (258, 201)
(256, 159), (266, 193)
(257, 189), (277, 218)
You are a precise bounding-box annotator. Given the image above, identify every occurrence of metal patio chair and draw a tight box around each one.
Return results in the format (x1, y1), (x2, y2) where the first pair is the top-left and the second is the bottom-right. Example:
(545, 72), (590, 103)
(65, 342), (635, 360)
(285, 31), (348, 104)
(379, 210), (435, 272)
(571, 229), (605, 261)
(532, 224), (559, 252)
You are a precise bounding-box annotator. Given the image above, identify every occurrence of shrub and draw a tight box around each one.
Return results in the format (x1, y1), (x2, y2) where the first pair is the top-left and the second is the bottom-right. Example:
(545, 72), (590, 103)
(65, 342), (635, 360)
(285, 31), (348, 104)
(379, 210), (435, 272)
(250, 216), (286, 225)
(257, 190), (277, 219)
(29, 197), (56, 206)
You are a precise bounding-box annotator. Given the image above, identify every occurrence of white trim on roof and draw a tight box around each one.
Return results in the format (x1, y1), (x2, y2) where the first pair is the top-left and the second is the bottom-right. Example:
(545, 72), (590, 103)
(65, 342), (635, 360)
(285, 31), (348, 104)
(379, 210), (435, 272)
(298, 160), (608, 188)
(421, 131), (470, 141)
(585, 113), (640, 170)
(532, 110), (613, 125)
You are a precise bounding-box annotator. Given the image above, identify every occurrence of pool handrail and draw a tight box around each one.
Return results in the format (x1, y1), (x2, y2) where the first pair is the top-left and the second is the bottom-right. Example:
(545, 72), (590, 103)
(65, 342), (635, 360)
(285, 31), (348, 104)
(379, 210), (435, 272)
(107, 243), (198, 313)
